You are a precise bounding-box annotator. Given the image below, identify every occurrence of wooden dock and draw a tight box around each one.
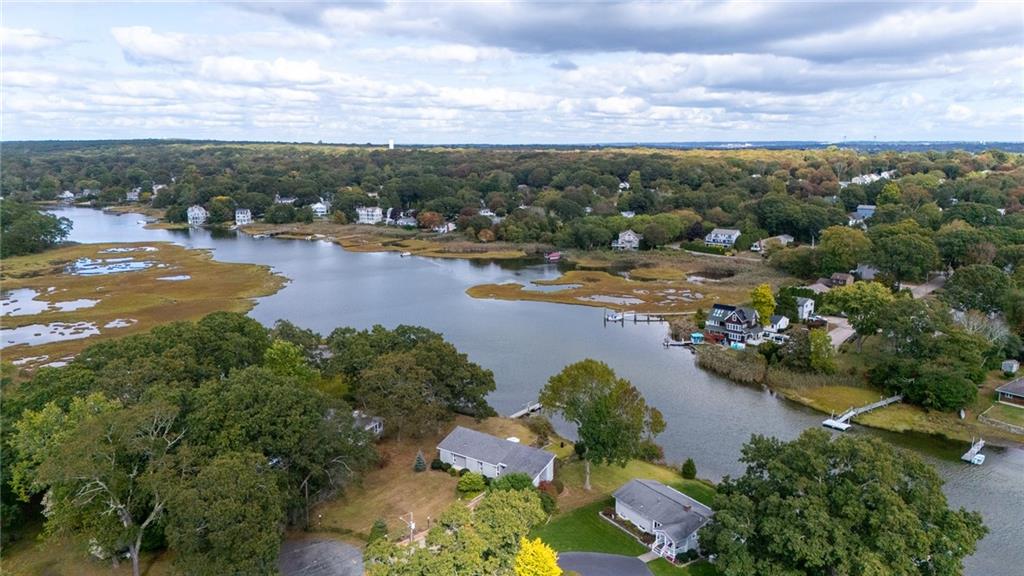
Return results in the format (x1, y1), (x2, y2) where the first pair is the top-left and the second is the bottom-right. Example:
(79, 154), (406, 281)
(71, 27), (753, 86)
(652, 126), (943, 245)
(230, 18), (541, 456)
(509, 402), (543, 419)
(961, 438), (985, 464)
(604, 310), (693, 325)
(822, 394), (903, 431)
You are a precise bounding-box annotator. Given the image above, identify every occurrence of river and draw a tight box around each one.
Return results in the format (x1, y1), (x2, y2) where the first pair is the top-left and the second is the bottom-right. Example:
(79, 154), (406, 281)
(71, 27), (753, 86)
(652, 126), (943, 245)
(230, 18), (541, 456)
(49, 207), (1023, 575)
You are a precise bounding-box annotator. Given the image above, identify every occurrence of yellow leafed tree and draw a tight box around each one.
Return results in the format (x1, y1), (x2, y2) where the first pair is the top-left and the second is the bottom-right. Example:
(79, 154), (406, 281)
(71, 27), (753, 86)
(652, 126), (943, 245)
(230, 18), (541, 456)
(514, 537), (562, 576)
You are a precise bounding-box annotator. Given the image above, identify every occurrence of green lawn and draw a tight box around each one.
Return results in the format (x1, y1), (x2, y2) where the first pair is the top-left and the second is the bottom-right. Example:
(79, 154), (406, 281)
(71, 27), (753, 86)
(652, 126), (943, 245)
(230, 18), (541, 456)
(530, 498), (648, 556)
(558, 458), (717, 511)
(649, 559), (720, 576)
(985, 402), (1024, 427)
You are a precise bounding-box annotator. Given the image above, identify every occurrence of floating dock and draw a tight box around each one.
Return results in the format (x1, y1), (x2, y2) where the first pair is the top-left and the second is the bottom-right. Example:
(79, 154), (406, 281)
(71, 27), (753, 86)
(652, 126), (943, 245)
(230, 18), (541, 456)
(509, 402), (543, 419)
(961, 438), (985, 465)
(822, 394), (903, 431)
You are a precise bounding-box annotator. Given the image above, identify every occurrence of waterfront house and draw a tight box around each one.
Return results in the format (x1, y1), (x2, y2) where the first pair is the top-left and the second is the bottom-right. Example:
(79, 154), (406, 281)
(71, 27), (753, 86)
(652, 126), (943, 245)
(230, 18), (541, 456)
(705, 304), (762, 344)
(58, 190), (75, 203)
(352, 410), (384, 437)
(396, 216), (418, 227)
(704, 228), (742, 248)
(1002, 360), (1019, 375)
(433, 222), (457, 234)
(620, 210), (636, 218)
(187, 205), (208, 226)
(612, 479), (713, 560)
(310, 199), (330, 218)
(795, 297), (815, 321)
(356, 206), (383, 225)
(437, 426), (555, 486)
(612, 229), (643, 251)
(235, 208), (252, 226)
(126, 187), (141, 202)
(751, 234), (794, 252)
(995, 379), (1024, 408)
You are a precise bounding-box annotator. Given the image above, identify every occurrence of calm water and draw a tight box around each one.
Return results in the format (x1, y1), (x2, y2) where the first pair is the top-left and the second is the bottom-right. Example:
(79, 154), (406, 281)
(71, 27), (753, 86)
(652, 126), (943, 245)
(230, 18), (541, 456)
(52, 207), (1023, 575)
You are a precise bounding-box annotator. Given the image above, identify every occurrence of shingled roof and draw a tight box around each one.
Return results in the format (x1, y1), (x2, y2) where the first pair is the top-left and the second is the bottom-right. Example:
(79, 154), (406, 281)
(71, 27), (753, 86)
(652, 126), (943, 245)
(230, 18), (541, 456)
(613, 479), (713, 544)
(437, 426), (554, 480)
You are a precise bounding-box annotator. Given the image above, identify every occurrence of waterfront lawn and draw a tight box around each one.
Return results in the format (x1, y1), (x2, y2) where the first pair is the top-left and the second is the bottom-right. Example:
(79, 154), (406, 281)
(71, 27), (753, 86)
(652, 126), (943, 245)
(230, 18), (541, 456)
(985, 402), (1024, 427)
(530, 498), (647, 556)
(649, 559), (720, 576)
(557, 458), (717, 512)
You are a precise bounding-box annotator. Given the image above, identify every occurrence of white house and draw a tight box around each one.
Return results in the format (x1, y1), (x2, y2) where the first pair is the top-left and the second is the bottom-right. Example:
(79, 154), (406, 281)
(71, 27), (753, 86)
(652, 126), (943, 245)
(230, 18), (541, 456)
(274, 194), (297, 205)
(58, 191), (75, 203)
(613, 479), (713, 560)
(612, 229), (643, 251)
(352, 410), (384, 437)
(186, 205), (208, 226)
(795, 297), (815, 321)
(704, 228), (742, 248)
(152, 184), (166, 195)
(752, 234), (794, 252)
(356, 206), (383, 224)
(126, 187), (141, 202)
(310, 200), (330, 218)
(437, 426), (555, 487)
(620, 210), (636, 218)
(433, 222), (457, 234)
(767, 314), (790, 332)
(235, 208), (252, 226)
(619, 181), (631, 190)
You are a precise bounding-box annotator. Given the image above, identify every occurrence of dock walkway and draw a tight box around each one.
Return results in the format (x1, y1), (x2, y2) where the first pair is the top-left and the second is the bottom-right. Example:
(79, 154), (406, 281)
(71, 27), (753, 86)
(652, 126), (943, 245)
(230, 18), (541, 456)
(822, 394), (903, 431)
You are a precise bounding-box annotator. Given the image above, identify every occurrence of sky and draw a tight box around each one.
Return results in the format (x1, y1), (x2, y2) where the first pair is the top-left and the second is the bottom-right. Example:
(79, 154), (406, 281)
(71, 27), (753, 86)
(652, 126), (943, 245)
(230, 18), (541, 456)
(2, 1), (1023, 144)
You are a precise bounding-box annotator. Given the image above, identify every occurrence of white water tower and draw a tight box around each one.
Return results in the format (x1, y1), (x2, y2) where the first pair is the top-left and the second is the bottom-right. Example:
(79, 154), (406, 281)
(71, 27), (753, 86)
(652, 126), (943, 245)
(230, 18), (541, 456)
(388, 139), (395, 150)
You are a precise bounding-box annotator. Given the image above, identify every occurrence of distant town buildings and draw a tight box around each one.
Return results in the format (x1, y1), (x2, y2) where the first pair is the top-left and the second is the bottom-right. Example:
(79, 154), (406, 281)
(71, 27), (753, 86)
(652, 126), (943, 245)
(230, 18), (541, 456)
(187, 205), (208, 226)
(704, 228), (742, 248)
(235, 208), (252, 226)
(356, 206), (383, 225)
(838, 170), (897, 189)
(612, 229), (643, 251)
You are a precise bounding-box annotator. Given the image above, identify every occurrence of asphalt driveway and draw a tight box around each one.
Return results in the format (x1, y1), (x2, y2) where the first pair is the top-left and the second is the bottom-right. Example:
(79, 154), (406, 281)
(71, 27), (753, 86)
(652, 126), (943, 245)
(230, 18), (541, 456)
(278, 537), (363, 576)
(558, 552), (654, 576)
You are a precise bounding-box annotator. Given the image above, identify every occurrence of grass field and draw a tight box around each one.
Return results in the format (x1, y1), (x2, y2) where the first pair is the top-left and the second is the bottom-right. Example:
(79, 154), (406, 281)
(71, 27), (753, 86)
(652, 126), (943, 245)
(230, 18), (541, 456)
(531, 498), (648, 556)
(649, 559), (720, 576)
(983, 402), (1024, 427)
(1, 242), (284, 369)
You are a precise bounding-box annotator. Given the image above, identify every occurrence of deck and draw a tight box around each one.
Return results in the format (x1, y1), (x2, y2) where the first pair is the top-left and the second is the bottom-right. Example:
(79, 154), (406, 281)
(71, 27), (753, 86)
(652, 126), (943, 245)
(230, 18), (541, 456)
(822, 394), (903, 431)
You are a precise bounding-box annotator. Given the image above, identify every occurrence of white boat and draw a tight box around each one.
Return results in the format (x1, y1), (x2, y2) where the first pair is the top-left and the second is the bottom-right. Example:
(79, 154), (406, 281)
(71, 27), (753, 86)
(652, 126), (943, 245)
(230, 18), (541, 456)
(605, 312), (623, 322)
(971, 454), (986, 465)
(400, 251), (412, 257)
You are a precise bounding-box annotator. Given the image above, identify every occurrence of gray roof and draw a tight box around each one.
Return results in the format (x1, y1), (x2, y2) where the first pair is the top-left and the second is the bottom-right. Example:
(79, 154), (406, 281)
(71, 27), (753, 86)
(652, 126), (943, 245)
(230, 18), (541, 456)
(770, 314), (787, 325)
(613, 479), (713, 543)
(996, 378), (1024, 398)
(795, 297), (814, 306)
(438, 426), (555, 479)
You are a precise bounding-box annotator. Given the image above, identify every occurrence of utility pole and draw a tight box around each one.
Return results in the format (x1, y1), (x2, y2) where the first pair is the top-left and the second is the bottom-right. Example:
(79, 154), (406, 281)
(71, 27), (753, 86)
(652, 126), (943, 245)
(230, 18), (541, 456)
(399, 512), (415, 544)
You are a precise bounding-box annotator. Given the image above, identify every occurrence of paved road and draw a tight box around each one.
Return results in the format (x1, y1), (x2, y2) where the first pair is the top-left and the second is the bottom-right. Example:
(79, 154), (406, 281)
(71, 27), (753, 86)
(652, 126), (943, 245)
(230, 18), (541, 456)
(278, 538), (363, 576)
(559, 552), (654, 576)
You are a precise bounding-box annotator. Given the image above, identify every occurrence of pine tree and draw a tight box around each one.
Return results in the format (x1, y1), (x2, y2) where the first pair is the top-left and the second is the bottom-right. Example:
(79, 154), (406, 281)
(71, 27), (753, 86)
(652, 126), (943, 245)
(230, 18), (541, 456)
(368, 518), (388, 544)
(413, 449), (426, 473)
(681, 458), (697, 480)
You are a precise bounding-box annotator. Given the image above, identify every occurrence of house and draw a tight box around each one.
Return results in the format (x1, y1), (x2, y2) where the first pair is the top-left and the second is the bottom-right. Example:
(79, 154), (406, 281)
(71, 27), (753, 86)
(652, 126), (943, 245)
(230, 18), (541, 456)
(126, 187), (141, 202)
(433, 222), (457, 234)
(612, 229), (643, 251)
(58, 191), (75, 203)
(356, 206), (383, 225)
(767, 315), (790, 332)
(396, 216), (418, 227)
(437, 426), (555, 486)
(751, 234), (794, 253)
(274, 194), (297, 205)
(854, 263), (879, 281)
(613, 479), (713, 560)
(235, 208), (252, 226)
(620, 210), (636, 218)
(830, 272), (854, 287)
(1002, 360), (1020, 375)
(795, 297), (815, 321)
(152, 184), (166, 195)
(352, 410), (384, 437)
(81, 188), (101, 198)
(310, 199), (330, 218)
(705, 304), (762, 344)
(704, 228), (742, 248)
(848, 204), (876, 226)
(186, 205), (208, 226)
(995, 379), (1024, 408)
(619, 181), (631, 190)
(805, 281), (831, 295)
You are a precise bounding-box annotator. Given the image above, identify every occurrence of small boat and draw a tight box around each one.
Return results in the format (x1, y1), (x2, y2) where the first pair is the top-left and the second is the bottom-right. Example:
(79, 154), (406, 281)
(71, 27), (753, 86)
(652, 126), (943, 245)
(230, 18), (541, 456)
(971, 454), (986, 465)
(605, 312), (623, 322)
(545, 251), (562, 262)
(252, 233), (270, 239)
(400, 252), (412, 257)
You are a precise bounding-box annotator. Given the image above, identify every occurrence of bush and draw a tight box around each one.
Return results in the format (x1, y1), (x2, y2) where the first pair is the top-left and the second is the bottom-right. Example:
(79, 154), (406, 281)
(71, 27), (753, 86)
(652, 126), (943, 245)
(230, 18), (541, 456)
(491, 472), (534, 492)
(681, 458), (697, 480)
(448, 467), (458, 477)
(457, 472), (486, 493)
(524, 415), (555, 447)
(430, 458), (444, 471)
(675, 549), (699, 563)
(682, 240), (727, 255)
(538, 491), (557, 515)
(636, 439), (664, 463)
(367, 519), (388, 544)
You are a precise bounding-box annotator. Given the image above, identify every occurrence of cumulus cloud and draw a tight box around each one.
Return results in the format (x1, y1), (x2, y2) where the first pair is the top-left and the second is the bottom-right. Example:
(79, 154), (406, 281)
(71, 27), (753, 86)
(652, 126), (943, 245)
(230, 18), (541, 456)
(1, 27), (62, 52)
(111, 26), (333, 65)
(199, 56), (325, 85)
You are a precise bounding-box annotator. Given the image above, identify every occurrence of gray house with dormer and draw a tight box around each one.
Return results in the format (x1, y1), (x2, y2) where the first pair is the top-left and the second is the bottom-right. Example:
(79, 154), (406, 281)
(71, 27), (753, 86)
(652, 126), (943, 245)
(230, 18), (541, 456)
(613, 479), (713, 560)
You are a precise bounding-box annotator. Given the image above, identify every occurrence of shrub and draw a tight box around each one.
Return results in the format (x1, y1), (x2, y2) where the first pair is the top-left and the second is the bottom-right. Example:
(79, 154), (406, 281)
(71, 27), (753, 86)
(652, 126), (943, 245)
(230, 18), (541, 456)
(636, 439), (664, 463)
(457, 472), (486, 493)
(524, 415), (555, 447)
(696, 346), (766, 385)
(681, 458), (697, 480)
(538, 491), (557, 515)
(491, 473), (534, 492)
(675, 549), (699, 563)
(367, 519), (388, 544)
(413, 450), (426, 473)
(448, 467), (458, 477)
(458, 468), (469, 477)
(430, 458), (444, 471)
